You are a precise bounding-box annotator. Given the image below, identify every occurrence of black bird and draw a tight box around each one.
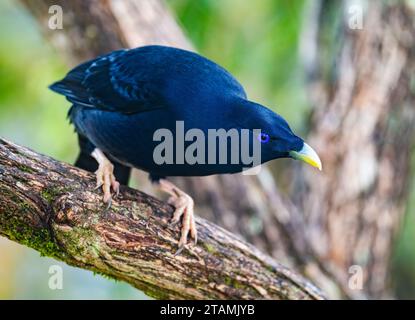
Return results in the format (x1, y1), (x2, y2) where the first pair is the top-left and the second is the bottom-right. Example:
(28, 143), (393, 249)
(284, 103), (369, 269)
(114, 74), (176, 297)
(50, 45), (321, 250)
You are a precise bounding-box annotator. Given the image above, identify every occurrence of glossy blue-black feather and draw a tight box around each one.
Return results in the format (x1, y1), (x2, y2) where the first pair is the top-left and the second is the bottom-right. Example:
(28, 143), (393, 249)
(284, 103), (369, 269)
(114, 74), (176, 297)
(50, 46), (246, 114)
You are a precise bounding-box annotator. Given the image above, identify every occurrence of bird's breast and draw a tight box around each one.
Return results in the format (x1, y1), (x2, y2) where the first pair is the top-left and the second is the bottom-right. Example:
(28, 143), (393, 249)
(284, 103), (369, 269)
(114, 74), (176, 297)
(72, 105), (260, 177)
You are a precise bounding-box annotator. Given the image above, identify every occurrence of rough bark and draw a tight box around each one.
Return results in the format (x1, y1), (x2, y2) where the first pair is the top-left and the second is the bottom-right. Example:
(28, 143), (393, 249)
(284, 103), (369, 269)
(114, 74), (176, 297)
(18, 0), (415, 299)
(0, 138), (324, 300)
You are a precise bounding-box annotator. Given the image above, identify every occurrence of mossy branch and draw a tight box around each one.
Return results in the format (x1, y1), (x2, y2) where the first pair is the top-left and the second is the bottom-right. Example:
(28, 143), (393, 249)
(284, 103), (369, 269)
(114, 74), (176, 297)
(0, 138), (325, 299)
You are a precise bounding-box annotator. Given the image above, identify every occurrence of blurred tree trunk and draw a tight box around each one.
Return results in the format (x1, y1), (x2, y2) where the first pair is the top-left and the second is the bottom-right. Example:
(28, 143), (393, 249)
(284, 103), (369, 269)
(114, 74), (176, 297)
(296, 0), (415, 298)
(20, 0), (415, 298)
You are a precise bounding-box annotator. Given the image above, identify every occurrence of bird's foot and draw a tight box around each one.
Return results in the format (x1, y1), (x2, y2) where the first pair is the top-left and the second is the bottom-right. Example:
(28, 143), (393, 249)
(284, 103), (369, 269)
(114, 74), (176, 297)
(158, 179), (197, 253)
(92, 149), (120, 208)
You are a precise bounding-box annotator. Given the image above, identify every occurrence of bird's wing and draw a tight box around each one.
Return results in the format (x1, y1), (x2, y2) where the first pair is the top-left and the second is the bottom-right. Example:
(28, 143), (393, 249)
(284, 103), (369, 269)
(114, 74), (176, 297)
(49, 50), (165, 114)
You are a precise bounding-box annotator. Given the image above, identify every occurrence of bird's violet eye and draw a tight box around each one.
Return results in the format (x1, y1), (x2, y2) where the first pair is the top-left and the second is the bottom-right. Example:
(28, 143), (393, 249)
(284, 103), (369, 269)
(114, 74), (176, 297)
(258, 132), (270, 143)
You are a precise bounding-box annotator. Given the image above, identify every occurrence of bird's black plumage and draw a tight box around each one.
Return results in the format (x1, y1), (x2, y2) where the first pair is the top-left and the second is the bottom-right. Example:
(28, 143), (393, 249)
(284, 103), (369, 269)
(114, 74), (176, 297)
(50, 45), (310, 181)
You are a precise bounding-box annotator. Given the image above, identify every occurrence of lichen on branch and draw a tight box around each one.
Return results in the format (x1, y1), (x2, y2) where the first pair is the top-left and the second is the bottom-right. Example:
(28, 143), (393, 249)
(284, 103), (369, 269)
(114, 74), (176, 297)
(0, 138), (324, 300)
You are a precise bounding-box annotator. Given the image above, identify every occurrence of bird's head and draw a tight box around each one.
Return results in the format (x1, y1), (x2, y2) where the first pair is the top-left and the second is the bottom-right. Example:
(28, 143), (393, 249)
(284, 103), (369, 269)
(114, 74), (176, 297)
(239, 99), (322, 170)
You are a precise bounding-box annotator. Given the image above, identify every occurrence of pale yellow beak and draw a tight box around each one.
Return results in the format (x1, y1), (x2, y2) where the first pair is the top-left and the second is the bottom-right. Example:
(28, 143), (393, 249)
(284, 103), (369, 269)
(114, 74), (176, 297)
(289, 142), (322, 171)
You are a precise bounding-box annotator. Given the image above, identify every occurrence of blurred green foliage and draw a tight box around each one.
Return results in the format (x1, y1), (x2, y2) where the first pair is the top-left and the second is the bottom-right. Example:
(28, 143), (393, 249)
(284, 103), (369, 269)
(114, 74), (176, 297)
(0, 0), (414, 299)
(0, 0), (76, 162)
(392, 156), (415, 299)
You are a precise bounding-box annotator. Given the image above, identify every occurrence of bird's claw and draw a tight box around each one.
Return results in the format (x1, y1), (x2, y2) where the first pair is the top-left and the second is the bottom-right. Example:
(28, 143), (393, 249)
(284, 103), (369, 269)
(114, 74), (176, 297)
(174, 245), (185, 257)
(168, 193), (198, 253)
(105, 198), (112, 211)
(168, 219), (180, 227)
(158, 179), (198, 254)
(94, 183), (103, 191)
(94, 161), (120, 209)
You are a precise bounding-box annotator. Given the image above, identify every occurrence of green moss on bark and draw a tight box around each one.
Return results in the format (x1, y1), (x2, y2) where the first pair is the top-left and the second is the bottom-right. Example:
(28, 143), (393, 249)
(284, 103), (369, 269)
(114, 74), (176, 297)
(0, 187), (62, 259)
(1, 216), (62, 258)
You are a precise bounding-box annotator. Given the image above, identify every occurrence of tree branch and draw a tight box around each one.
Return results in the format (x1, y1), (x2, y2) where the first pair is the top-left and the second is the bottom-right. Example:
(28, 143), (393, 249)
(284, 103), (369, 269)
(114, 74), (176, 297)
(0, 138), (324, 300)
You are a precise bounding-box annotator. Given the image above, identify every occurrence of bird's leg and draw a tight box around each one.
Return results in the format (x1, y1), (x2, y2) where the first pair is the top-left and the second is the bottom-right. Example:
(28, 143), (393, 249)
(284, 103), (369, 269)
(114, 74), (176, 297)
(91, 148), (120, 208)
(157, 179), (197, 252)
